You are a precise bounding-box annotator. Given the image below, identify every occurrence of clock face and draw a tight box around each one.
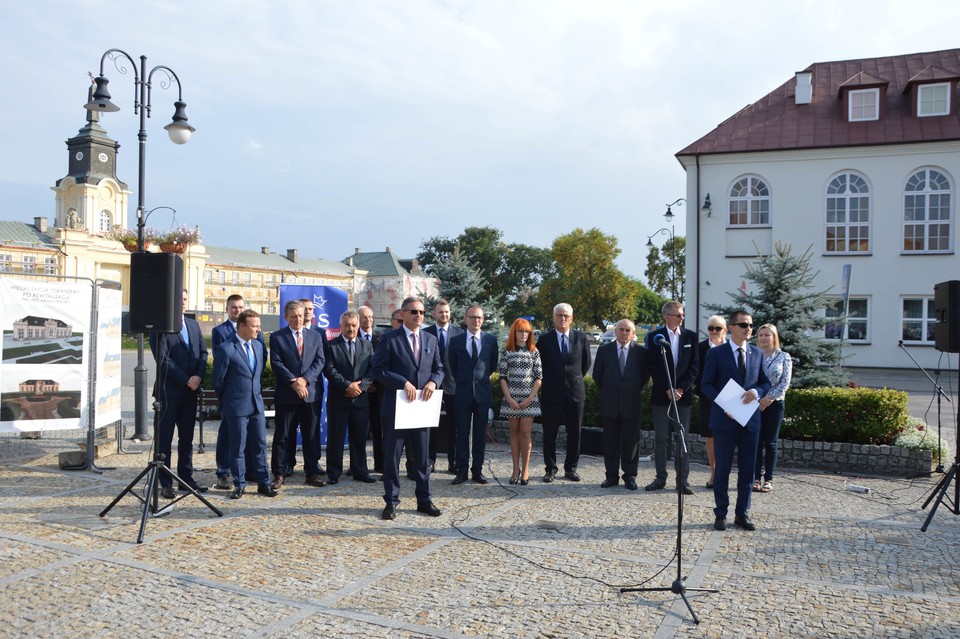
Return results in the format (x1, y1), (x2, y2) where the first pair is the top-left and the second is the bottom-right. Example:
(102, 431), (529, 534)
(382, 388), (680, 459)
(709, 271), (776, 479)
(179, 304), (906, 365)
(75, 152), (83, 161)
(98, 153), (109, 163)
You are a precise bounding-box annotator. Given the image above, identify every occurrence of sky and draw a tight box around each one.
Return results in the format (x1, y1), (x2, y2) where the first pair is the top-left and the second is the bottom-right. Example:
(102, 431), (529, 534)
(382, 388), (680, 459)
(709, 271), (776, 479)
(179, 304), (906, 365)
(3, 0), (960, 281)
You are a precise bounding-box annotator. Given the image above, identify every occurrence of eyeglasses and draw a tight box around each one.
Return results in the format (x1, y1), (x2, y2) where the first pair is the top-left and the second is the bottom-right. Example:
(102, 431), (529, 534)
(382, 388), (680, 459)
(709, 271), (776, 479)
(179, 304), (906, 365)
(707, 326), (725, 332)
(731, 322), (753, 329)
(405, 309), (425, 315)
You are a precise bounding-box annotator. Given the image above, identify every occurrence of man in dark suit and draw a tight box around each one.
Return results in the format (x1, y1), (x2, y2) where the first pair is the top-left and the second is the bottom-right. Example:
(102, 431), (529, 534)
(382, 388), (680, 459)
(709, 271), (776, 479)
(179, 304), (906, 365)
(645, 300), (699, 495)
(212, 310), (277, 499)
(448, 305), (499, 485)
(149, 289), (208, 500)
(211, 294), (266, 490)
(536, 302), (591, 483)
(269, 300), (327, 490)
(423, 299), (463, 474)
(323, 310), (377, 484)
(371, 296), (444, 520)
(358, 306), (384, 473)
(592, 319), (649, 490)
(701, 309), (770, 531)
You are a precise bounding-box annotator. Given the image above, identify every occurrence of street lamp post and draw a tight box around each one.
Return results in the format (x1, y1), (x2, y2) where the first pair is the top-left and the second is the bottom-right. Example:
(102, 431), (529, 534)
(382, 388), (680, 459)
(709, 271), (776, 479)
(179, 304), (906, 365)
(647, 199), (685, 301)
(85, 49), (196, 441)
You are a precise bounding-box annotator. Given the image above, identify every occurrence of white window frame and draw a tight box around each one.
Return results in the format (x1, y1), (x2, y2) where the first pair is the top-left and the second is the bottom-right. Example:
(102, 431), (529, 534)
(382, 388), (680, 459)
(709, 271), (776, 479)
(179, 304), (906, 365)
(848, 88), (879, 122)
(825, 172), (872, 254)
(0, 254), (11, 272)
(98, 210), (112, 234)
(903, 168), (953, 254)
(43, 256), (57, 275)
(21, 255), (36, 274)
(727, 175), (771, 227)
(824, 296), (870, 343)
(918, 82), (950, 117)
(901, 296), (936, 344)
(204, 269), (213, 284)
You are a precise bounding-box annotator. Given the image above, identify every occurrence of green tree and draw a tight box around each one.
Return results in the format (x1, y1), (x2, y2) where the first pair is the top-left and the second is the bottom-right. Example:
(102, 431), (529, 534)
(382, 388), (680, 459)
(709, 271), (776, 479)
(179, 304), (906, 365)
(538, 228), (639, 329)
(421, 245), (503, 328)
(645, 235), (686, 301)
(633, 281), (668, 326)
(705, 242), (847, 388)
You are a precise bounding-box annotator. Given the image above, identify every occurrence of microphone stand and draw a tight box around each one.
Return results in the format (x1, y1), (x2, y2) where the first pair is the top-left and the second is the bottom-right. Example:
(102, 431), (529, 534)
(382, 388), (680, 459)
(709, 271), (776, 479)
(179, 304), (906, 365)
(897, 340), (949, 475)
(622, 337), (717, 624)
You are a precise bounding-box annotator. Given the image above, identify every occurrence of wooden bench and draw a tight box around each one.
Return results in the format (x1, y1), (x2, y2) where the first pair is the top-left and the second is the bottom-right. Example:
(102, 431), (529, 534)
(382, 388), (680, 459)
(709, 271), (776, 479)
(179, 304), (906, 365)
(196, 388), (277, 454)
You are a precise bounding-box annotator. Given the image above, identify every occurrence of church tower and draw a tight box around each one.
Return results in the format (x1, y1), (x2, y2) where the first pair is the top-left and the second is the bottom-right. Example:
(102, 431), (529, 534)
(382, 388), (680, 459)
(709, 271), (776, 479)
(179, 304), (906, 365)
(52, 86), (130, 235)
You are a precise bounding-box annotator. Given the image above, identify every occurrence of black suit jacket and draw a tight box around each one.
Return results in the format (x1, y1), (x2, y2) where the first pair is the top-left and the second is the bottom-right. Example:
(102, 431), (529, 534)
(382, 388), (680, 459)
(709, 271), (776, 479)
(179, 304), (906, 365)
(592, 341), (649, 419)
(536, 329), (591, 404)
(323, 335), (375, 409)
(149, 317), (208, 400)
(647, 326), (699, 406)
(423, 324), (464, 394)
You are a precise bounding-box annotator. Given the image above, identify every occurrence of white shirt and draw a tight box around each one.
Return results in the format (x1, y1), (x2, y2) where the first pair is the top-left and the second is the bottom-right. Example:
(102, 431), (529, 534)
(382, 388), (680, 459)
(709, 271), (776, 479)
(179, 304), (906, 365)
(467, 329), (482, 356)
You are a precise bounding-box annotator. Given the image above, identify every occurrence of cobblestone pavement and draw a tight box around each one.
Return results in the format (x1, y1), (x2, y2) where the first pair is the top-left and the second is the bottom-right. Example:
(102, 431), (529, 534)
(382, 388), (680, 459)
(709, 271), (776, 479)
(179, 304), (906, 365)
(0, 431), (958, 638)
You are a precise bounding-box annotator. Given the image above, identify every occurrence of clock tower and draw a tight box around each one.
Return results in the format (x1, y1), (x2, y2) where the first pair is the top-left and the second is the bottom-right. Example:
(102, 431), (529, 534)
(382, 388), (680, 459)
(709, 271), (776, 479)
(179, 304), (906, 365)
(52, 86), (130, 235)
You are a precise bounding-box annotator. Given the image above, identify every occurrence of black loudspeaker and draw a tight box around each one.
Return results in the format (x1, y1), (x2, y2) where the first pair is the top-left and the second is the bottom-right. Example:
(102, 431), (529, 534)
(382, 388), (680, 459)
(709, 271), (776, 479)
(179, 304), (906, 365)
(129, 252), (183, 332)
(934, 280), (960, 353)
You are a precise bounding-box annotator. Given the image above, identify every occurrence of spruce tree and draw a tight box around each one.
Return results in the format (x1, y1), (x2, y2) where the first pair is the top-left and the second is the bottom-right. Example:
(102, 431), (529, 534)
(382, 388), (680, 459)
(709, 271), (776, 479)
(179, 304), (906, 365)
(421, 245), (503, 330)
(705, 242), (847, 388)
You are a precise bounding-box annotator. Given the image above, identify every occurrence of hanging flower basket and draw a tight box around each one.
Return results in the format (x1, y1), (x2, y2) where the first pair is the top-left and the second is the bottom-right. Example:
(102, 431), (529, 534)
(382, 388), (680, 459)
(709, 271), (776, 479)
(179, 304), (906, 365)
(159, 242), (188, 254)
(154, 224), (202, 253)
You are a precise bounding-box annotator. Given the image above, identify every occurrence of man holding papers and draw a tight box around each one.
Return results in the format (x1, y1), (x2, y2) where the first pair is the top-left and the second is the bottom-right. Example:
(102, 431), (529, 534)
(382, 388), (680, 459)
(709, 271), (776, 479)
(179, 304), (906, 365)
(700, 310), (770, 532)
(372, 297), (445, 521)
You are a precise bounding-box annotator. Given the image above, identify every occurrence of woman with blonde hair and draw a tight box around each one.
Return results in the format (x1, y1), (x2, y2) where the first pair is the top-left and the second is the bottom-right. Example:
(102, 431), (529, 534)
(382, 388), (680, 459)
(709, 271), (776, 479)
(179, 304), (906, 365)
(754, 323), (792, 493)
(499, 318), (543, 484)
(695, 315), (727, 488)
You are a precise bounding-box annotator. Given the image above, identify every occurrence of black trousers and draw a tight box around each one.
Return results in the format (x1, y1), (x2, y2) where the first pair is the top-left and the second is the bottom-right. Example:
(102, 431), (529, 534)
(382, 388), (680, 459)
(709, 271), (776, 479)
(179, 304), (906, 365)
(540, 399), (584, 474)
(326, 403), (371, 480)
(271, 402), (321, 478)
(601, 414), (641, 480)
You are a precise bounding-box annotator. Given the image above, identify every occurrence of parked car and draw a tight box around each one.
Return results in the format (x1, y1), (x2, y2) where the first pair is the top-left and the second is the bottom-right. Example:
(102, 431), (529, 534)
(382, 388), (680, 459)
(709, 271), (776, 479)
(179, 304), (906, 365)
(599, 330), (616, 345)
(590, 331), (603, 343)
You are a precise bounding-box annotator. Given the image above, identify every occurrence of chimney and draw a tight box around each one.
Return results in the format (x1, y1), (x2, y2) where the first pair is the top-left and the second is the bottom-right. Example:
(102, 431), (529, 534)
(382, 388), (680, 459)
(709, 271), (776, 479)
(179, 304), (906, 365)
(286, 248), (298, 263)
(34, 217), (47, 233)
(261, 246), (270, 255)
(354, 247), (361, 255)
(347, 256), (354, 267)
(411, 258), (421, 274)
(386, 246), (392, 254)
(795, 72), (812, 105)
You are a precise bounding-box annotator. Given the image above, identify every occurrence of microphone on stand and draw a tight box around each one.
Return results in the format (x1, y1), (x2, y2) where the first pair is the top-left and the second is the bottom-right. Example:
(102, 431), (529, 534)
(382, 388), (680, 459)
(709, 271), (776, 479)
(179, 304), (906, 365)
(653, 333), (668, 348)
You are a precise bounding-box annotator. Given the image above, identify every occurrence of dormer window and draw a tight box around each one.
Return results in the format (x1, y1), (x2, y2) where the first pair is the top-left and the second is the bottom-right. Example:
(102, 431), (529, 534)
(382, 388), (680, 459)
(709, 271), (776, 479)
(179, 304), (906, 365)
(849, 89), (879, 121)
(918, 82), (950, 117)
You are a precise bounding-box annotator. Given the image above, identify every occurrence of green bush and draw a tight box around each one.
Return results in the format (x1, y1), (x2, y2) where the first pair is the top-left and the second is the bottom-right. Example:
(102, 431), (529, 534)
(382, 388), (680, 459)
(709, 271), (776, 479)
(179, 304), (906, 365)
(895, 416), (951, 460)
(780, 386), (908, 444)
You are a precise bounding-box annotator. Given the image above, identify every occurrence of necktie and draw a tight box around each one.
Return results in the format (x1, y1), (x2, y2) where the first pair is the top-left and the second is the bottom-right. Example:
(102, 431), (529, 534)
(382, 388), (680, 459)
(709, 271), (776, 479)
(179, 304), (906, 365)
(410, 332), (420, 364)
(471, 336), (479, 363)
(438, 328), (446, 354)
(245, 341), (255, 372)
(296, 330), (303, 357)
(364, 333), (371, 341)
(347, 339), (354, 365)
(180, 320), (189, 346)
(619, 345), (627, 373)
(738, 347), (746, 383)
(561, 334), (568, 360)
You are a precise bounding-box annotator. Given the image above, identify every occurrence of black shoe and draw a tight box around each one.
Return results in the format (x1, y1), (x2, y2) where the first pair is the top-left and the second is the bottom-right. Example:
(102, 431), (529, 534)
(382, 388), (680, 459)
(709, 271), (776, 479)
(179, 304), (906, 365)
(564, 470), (581, 482)
(645, 480), (666, 492)
(734, 515), (756, 531)
(381, 504), (396, 520)
(520, 478), (529, 485)
(543, 471), (556, 483)
(180, 482), (209, 493)
(257, 484), (279, 497)
(472, 474), (488, 485)
(601, 478), (618, 488)
(215, 476), (232, 490)
(160, 486), (175, 499)
(452, 474), (468, 485)
(510, 477), (519, 485)
(625, 478), (638, 491)
(679, 485), (694, 495)
(714, 516), (726, 531)
(305, 475), (328, 487)
(416, 501), (442, 517)
(326, 477), (339, 485)
(229, 487), (244, 500)
(354, 475), (377, 483)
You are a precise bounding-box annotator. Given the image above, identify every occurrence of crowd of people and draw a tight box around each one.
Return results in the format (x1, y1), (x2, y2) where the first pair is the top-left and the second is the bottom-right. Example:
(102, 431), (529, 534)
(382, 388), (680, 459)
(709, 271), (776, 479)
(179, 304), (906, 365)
(150, 293), (791, 527)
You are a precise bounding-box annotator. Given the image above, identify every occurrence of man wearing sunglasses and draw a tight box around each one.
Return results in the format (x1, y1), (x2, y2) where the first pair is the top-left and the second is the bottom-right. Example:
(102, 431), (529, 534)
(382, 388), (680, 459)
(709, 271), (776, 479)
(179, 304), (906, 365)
(700, 309), (770, 532)
(645, 300), (699, 495)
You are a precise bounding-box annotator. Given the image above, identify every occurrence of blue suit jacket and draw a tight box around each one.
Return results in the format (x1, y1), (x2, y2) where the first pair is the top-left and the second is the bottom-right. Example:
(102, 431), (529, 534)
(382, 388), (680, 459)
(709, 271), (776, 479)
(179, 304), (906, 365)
(447, 331), (499, 405)
(212, 320), (265, 350)
(371, 328), (444, 419)
(269, 326), (325, 404)
(700, 342), (771, 433)
(423, 323), (464, 394)
(149, 317), (208, 399)
(323, 335), (375, 409)
(212, 338), (265, 417)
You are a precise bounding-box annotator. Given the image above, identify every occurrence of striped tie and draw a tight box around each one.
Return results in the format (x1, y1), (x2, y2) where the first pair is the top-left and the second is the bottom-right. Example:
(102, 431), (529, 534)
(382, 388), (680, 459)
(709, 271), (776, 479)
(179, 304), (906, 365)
(296, 330), (303, 357)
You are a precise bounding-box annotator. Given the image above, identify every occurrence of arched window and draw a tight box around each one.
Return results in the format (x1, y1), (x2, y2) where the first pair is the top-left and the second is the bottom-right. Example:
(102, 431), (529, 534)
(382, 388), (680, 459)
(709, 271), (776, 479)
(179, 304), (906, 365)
(825, 173), (870, 253)
(904, 168), (952, 253)
(98, 210), (112, 234)
(728, 176), (770, 226)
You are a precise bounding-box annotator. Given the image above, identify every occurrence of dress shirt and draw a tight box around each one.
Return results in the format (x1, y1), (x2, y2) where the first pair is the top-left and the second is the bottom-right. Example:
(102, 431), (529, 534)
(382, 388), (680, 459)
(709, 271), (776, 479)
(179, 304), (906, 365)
(667, 326), (681, 367)
(467, 329), (482, 357)
(728, 339), (758, 399)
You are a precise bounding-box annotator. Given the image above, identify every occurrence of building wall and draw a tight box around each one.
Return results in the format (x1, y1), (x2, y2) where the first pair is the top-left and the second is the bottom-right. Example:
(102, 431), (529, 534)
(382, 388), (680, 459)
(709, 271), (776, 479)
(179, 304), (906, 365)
(683, 141), (960, 369)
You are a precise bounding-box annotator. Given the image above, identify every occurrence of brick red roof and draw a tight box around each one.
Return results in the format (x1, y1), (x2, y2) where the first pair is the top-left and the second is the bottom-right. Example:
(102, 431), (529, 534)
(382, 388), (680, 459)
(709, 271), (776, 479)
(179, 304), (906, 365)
(677, 48), (960, 156)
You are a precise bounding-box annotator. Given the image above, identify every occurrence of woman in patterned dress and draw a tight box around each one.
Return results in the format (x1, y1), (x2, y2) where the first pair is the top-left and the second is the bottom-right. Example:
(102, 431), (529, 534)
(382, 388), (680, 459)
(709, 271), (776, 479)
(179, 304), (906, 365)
(499, 318), (543, 485)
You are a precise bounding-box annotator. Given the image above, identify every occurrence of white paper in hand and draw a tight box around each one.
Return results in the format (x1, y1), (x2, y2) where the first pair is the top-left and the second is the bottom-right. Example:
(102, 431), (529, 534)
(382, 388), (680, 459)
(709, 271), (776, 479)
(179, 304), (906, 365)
(714, 379), (760, 427)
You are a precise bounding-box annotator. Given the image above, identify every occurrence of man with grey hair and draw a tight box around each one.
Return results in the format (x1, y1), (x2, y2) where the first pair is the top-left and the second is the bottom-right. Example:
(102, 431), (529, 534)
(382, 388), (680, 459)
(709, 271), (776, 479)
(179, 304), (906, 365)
(592, 319), (649, 490)
(536, 302), (591, 482)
